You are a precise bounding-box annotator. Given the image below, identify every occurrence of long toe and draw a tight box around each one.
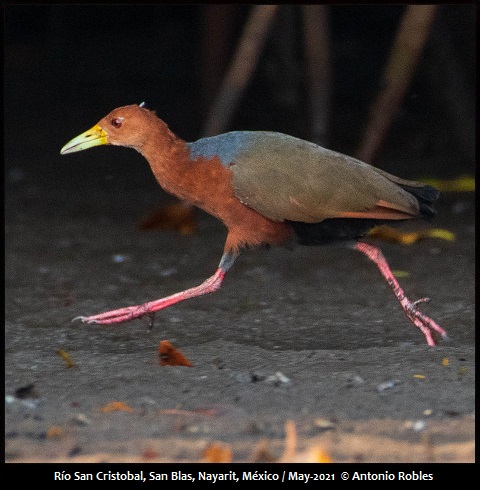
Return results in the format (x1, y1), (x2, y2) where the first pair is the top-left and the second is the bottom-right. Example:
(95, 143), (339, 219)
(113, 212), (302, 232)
(71, 316), (96, 323)
(70, 303), (151, 325)
(405, 301), (447, 346)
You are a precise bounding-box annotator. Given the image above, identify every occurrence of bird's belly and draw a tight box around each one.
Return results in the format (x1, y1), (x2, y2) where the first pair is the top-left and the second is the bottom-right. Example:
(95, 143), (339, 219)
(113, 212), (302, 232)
(220, 199), (295, 252)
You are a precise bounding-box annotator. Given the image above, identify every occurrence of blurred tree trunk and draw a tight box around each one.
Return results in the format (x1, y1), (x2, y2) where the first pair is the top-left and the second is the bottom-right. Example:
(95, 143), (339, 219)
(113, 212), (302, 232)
(302, 5), (331, 146)
(355, 5), (438, 164)
(200, 5), (235, 111)
(202, 5), (279, 136)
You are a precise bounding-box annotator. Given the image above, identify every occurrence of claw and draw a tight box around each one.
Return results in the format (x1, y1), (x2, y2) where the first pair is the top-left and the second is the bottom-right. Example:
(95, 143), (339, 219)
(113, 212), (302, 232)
(146, 313), (156, 331)
(72, 316), (86, 323)
(412, 297), (431, 307)
(72, 316), (99, 324)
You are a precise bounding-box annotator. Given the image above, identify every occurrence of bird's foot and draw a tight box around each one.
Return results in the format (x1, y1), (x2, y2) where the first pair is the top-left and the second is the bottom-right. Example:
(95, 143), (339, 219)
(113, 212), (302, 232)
(353, 242), (448, 346)
(401, 296), (449, 347)
(72, 303), (151, 325)
(71, 267), (228, 327)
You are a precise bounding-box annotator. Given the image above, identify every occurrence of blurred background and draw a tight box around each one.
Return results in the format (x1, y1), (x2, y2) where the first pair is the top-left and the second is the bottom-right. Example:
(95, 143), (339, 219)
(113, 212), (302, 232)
(5, 4), (475, 192)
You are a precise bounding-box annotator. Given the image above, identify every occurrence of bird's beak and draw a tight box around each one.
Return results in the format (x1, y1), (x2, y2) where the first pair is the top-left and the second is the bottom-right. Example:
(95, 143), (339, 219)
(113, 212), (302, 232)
(60, 124), (108, 155)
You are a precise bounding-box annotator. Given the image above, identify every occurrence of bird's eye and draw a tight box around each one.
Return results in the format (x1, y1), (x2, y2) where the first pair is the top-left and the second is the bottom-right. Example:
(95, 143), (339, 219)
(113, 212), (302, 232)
(111, 117), (124, 128)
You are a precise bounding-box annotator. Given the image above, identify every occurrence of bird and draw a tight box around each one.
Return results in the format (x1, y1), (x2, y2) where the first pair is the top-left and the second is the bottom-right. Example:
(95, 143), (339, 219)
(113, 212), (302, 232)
(60, 103), (448, 346)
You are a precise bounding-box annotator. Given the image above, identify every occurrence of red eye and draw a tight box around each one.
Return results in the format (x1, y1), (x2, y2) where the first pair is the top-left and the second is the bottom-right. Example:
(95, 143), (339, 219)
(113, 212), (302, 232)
(111, 117), (124, 128)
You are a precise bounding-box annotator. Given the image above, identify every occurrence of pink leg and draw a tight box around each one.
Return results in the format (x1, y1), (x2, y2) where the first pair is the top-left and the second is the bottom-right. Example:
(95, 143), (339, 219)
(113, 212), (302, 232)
(73, 267), (226, 325)
(354, 242), (448, 346)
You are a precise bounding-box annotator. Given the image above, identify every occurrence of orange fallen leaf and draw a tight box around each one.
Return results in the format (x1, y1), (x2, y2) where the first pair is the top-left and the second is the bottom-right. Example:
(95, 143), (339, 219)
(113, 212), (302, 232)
(99, 401), (135, 413)
(138, 202), (197, 235)
(46, 426), (64, 438)
(201, 442), (233, 463)
(158, 340), (193, 367)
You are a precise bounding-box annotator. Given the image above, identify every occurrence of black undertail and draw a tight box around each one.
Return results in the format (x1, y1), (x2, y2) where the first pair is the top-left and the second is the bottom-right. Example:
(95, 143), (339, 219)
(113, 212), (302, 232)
(287, 218), (386, 246)
(398, 184), (439, 219)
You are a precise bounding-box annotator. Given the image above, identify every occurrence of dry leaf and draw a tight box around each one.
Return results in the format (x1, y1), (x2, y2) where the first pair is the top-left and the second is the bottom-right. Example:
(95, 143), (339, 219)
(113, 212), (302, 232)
(99, 401), (135, 413)
(368, 225), (455, 244)
(158, 340), (193, 367)
(427, 229), (456, 241)
(57, 349), (76, 368)
(417, 175), (475, 192)
(392, 270), (410, 278)
(201, 442), (233, 463)
(138, 202), (197, 235)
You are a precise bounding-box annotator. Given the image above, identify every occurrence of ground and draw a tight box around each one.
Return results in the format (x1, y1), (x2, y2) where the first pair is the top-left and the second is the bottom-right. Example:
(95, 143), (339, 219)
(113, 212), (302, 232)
(5, 169), (475, 464)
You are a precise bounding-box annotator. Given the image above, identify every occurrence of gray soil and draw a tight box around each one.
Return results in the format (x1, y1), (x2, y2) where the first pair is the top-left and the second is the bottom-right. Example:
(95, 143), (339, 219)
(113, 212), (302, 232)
(5, 162), (475, 463)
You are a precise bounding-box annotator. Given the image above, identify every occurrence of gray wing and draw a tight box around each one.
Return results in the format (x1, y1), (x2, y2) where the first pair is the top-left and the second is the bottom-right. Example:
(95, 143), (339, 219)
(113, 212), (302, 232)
(230, 132), (420, 222)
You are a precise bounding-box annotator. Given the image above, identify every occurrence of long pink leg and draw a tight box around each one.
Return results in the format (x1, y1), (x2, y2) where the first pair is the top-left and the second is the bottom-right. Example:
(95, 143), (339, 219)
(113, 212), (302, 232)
(73, 252), (236, 325)
(354, 242), (448, 346)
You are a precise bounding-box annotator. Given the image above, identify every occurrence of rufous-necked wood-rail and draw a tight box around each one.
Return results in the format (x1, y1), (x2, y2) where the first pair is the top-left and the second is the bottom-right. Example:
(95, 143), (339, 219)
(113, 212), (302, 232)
(61, 103), (448, 346)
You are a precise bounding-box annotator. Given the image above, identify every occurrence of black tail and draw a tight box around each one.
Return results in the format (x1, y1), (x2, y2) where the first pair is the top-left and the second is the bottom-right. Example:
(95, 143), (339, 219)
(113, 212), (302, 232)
(399, 184), (439, 218)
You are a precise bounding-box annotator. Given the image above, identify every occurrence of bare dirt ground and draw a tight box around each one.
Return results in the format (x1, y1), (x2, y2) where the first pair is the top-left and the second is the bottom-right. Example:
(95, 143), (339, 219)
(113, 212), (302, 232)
(5, 178), (475, 465)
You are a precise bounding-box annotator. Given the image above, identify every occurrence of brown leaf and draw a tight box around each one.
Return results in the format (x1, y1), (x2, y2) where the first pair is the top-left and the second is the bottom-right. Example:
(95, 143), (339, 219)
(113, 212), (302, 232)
(158, 340), (193, 367)
(138, 202), (197, 235)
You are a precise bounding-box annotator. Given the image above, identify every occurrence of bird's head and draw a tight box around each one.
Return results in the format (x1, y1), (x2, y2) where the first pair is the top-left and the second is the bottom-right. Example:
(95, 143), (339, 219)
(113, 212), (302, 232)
(60, 103), (162, 154)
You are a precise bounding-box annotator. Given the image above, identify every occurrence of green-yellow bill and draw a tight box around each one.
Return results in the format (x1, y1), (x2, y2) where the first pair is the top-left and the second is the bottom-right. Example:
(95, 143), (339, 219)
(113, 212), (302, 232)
(60, 125), (108, 154)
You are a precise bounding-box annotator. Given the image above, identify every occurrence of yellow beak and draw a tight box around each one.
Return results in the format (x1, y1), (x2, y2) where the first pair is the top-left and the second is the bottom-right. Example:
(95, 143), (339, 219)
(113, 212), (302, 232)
(60, 124), (108, 155)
